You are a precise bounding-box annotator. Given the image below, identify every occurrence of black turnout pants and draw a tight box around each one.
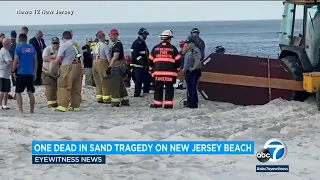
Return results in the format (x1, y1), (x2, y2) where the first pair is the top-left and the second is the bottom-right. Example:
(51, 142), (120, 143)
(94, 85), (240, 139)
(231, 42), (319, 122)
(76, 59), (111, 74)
(153, 80), (174, 108)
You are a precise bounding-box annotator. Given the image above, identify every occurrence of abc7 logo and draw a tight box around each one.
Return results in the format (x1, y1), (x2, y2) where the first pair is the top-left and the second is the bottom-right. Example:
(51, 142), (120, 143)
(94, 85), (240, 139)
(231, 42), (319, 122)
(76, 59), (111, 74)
(256, 139), (287, 163)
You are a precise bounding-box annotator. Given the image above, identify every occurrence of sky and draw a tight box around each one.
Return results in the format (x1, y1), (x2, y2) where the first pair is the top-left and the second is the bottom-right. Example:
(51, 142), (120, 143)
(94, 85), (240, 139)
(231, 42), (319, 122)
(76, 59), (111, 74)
(0, 1), (300, 26)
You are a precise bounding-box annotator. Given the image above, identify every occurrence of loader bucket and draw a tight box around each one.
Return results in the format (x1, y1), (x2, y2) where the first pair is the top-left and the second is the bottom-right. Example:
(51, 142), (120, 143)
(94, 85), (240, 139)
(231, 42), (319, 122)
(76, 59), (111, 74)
(178, 53), (304, 105)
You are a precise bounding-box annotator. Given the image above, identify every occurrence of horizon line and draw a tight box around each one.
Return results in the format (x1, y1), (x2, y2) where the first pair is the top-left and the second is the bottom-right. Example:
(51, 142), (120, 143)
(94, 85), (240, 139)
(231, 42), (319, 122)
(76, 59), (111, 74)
(0, 18), (293, 27)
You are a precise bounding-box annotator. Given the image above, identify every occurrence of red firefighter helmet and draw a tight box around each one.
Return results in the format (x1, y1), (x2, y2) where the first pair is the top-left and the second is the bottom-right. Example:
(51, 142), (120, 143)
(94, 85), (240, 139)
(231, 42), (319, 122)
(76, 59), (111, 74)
(125, 55), (131, 63)
(109, 29), (119, 36)
(179, 40), (185, 48)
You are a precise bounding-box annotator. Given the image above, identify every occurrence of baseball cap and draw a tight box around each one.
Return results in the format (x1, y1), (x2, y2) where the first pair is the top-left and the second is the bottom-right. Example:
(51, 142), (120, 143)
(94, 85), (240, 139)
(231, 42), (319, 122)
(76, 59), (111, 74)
(191, 28), (200, 34)
(51, 37), (59, 43)
(86, 37), (93, 42)
(184, 35), (196, 43)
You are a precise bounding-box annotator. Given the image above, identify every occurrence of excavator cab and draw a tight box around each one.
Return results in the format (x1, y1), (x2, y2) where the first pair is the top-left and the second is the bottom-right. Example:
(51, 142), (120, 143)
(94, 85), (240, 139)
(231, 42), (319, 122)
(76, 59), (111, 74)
(278, 0), (320, 109)
(279, 0), (320, 71)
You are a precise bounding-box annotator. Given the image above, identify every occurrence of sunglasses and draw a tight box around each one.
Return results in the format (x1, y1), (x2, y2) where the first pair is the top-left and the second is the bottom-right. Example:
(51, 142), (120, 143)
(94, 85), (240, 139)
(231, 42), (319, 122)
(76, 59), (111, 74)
(52, 42), (59, 44)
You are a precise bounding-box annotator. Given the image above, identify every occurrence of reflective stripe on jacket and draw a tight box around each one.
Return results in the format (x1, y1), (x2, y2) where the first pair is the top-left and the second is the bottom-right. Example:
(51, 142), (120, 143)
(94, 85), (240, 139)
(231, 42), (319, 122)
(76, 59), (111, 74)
(148, 41), (181, 79)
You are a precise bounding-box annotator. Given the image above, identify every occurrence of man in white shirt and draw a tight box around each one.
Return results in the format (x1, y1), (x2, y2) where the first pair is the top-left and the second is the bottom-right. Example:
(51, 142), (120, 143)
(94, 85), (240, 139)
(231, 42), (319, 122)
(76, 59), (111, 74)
(0, 38), (13, 109)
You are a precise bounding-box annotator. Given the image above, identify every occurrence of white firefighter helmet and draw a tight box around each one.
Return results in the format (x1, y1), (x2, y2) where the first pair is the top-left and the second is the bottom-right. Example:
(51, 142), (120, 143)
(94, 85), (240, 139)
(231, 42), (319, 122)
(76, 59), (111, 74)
(159, 29), (173, 38)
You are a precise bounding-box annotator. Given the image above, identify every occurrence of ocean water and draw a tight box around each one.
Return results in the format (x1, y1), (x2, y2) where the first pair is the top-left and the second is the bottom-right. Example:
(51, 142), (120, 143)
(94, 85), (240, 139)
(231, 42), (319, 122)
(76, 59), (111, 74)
(0, 20), (295, 58)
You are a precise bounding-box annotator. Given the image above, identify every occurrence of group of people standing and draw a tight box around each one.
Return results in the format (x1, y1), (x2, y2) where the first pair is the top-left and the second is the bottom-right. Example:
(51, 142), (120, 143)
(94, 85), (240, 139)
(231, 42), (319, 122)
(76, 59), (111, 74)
(129, 28), (205, 109)
(0, 26), (40, 113)
(42, 28), (130, 111)
(82, 27), (205, 109)
(0, 26), (205, 113)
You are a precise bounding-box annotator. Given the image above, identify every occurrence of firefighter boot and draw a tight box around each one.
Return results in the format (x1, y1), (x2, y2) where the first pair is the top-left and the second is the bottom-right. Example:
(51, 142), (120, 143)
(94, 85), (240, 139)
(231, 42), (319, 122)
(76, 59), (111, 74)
(151, 81), (164, 108)
(150, 104), (162, 108)
(163, 82), (174, 109)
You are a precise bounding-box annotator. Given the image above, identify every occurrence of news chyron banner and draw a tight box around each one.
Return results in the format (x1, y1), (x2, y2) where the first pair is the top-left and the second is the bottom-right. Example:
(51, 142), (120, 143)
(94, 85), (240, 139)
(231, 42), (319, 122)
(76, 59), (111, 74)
(32, 141), (255, 164)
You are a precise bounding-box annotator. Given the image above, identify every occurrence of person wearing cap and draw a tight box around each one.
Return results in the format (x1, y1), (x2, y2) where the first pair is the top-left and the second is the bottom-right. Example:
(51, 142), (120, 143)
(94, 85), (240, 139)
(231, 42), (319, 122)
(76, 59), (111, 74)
(82, 37), (95, 87)
(148, 30), (181, 109)
(52, 31), (82, 112)
(106, 28), (130, 107)
(130, 28), (150, 97)
(190, 28), (205, 61)
(41, 37), (60, 108)
(92, 31), (112, 104)
(182, 35), (202, 108)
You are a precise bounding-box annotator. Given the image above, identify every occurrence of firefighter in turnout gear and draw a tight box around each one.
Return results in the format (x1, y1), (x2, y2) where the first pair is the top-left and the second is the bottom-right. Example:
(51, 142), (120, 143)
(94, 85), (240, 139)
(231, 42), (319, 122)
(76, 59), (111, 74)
(149, 30), (181, 109)
(53, 31), (83, 112)
(92, 31), (111, 103)
(107, 29), (130, 107)
(42, 37), (60, 108)
(130, 28), (150, 97)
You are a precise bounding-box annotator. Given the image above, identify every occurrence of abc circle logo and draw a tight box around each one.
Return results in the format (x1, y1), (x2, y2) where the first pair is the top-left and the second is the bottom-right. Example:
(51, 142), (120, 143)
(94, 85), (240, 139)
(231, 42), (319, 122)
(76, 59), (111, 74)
(256, 138), (287, 163)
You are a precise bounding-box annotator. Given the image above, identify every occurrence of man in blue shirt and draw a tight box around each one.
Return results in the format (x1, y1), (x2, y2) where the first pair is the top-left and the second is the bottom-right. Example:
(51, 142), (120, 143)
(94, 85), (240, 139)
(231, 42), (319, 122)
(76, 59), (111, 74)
(12, 33), (38, 113)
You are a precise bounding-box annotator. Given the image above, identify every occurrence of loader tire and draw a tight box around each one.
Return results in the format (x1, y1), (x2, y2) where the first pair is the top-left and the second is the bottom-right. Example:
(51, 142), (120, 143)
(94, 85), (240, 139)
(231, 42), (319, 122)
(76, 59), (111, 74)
(281, 56), (310, 101)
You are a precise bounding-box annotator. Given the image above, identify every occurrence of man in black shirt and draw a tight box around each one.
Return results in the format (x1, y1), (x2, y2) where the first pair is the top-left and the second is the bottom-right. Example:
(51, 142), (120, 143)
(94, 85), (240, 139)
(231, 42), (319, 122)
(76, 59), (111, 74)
(107, 29), (129, 107)
(82, 37), (95, 86)
(130, 28), (150, 97)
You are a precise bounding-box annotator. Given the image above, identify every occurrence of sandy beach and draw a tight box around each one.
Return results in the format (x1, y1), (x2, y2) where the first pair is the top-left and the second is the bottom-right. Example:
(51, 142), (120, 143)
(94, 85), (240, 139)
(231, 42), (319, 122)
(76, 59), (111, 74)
(0, 85), (319, 180)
